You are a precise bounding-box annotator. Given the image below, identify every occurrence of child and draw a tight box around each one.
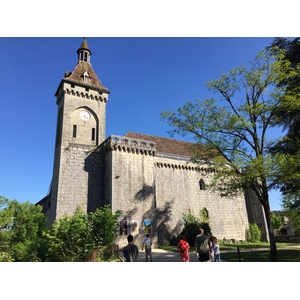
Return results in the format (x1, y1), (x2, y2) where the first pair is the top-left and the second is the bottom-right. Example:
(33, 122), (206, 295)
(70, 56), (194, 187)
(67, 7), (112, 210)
(177, 235), (190, 262)
(213, 237), (221, 262)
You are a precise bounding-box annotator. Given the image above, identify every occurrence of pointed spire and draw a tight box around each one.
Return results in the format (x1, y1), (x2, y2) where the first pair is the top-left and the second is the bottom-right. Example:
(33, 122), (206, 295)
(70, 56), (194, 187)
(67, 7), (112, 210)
(80, 37), (90, 51)
(77, 37), (92, 63)
(60, 38), (110, 93)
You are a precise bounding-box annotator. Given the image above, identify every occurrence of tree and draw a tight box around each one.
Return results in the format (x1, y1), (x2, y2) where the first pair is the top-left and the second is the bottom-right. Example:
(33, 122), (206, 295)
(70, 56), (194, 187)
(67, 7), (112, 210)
(42, 206), (94, 262)
(271, 212), (284, 234)
(0, 196), (46, 261)
(281, 192), (300, 235)
(161, 49), (298, 261)
(246, 223), (261, 243)
(91, 205), (122, 247)
(42, 205), (122, 262)
(1, 196), (122, 261)
(267, 38), (300, 196)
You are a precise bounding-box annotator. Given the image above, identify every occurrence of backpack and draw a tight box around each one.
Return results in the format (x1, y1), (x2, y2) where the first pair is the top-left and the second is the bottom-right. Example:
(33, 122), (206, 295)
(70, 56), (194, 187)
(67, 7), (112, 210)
(179, 240), (188, 253)
(196, 235), (210, 254)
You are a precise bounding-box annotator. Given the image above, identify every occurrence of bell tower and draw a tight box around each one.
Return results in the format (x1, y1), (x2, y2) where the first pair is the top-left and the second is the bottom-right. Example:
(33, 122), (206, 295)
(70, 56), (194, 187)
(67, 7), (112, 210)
(46, 38), (110, 224)
(55, 38), (109, 148)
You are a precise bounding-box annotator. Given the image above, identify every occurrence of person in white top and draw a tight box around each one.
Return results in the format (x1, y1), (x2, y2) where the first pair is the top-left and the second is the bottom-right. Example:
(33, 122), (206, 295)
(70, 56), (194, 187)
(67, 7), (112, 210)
(142, 234), (153, 262)
(213, 237), (221, 262)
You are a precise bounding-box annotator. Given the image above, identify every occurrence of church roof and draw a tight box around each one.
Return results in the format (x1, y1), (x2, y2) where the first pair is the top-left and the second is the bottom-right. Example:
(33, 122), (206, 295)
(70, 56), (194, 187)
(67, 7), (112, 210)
(124, 131), (194, 157)
(77, 38), (91, 54)
(64, 61), (110, 93)
(56, 38), (110, 95)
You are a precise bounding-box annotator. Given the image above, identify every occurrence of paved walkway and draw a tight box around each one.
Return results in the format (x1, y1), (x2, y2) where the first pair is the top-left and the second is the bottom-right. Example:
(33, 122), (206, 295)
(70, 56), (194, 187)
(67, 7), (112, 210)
(120, 248), (248, 262)
(121, 248), (202, 262)
(120, 245), (300, 262)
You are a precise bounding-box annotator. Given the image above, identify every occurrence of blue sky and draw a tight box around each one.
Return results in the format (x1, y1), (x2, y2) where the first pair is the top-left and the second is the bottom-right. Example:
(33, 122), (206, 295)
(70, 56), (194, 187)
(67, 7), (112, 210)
(0, 37), (287, 210)
(1, 2), (299, 293)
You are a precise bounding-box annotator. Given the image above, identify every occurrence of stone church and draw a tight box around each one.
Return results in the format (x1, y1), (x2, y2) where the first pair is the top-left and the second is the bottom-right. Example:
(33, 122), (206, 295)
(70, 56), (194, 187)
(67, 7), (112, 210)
(37, 38), (268, 247)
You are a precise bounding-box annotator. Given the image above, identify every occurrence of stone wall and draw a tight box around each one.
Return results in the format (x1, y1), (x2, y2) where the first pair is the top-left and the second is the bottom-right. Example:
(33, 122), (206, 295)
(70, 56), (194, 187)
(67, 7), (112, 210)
(106, 140), (157, 248)
(245, 189), (268, 242)
(153, 156), (249, 244)
(55, 144), (91, 219)
(275, 236), (300, 243)
(57, 82), (107, 146)
(103, 135), (252, 248)
(44, 80), (108, 224)
(43, 130), (268, 249)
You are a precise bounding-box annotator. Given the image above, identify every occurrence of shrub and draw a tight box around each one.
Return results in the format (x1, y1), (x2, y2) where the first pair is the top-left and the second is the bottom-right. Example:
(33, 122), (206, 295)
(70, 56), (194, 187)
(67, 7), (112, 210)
(0, 251), (14, 262)
(271, 212), (283, 233)
(182, 209), (201, 224)
(246, 223), (261, 243)
(178, 209), (212, 247)
(179, 222), (212, 247)
(181, 222), (201, 247)
(0, 197), (46, 262)
(200, 222), (211, 235)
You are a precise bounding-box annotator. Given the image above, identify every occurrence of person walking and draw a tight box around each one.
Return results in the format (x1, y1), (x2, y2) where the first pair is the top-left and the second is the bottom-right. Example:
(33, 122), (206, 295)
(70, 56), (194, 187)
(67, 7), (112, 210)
(207, 232), (215, 262)
(142, 233), (153, 262)
(123, 234), (139, 262)
(213, 237), (221, 262)
(194, 228), (212, 262)
(177, 235), (190, 262)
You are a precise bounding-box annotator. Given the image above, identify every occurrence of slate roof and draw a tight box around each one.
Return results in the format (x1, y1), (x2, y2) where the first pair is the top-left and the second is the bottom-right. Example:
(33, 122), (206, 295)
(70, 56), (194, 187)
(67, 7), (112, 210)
(124, 131), (194, 157)
(56, 38), (110, 95)
(64, 61), (110, 93)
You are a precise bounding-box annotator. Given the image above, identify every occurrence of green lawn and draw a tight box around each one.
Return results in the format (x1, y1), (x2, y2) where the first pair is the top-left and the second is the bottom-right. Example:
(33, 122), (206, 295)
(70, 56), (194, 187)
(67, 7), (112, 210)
(160, 242), (300, 262)
(221, 249), (300, 262)
(219, 242), (297, 250)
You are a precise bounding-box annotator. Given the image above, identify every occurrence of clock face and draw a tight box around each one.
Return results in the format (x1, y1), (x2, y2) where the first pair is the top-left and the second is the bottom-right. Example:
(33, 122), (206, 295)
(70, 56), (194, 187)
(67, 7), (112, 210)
(79, 110), (90, 121)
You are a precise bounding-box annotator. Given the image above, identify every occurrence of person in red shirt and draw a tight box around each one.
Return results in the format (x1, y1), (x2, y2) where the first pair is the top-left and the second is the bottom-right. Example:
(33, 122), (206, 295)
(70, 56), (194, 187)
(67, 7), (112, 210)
(177, 235), (190, 262)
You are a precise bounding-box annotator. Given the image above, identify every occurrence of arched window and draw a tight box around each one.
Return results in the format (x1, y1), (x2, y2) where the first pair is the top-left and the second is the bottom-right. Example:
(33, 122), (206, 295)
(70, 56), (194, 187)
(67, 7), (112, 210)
(201, 207), (209, 221)
(199, 179), (206, 190)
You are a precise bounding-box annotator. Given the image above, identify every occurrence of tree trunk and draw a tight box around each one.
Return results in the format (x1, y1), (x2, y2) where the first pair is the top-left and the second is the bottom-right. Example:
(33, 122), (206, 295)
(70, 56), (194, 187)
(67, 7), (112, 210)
(263, 201), (278, 262)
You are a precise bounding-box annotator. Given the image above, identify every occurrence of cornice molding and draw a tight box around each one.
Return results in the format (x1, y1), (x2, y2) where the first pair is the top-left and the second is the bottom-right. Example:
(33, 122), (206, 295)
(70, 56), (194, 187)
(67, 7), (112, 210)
(154, 161), (216, 173)
(64, 88), (108, 102)
(101, 135), (156, 156)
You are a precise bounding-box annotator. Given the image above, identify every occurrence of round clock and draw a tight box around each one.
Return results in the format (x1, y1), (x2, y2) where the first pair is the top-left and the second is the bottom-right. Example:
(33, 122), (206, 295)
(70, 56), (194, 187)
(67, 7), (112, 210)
(79, 110), (90, 121)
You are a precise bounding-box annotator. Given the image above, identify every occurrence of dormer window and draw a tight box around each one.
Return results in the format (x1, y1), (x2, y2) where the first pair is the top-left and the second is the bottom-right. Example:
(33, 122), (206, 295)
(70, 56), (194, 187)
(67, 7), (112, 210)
(83, 71), (90, 83)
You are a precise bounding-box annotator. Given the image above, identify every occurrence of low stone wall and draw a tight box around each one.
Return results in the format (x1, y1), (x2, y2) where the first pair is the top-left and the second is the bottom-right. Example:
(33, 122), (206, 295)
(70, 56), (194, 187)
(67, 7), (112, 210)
(275, 235), (300, 243)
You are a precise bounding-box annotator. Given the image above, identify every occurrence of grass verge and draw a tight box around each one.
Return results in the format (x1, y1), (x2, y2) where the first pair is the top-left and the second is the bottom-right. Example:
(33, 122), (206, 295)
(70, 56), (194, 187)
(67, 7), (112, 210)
(159, 242), (300, 262)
